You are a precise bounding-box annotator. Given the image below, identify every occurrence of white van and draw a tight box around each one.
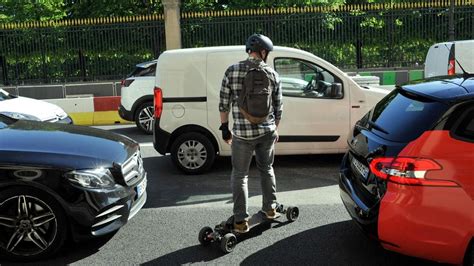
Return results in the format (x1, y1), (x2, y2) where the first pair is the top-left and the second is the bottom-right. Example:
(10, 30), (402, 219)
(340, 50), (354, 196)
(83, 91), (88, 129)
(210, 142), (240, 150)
(424, 40), (474, 78)
(152, 46), (389, 174)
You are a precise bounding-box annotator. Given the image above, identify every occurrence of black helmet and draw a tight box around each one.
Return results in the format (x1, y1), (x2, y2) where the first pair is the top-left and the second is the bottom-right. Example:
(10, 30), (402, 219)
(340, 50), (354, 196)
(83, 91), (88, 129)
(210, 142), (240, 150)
(245, 34), (273, 53)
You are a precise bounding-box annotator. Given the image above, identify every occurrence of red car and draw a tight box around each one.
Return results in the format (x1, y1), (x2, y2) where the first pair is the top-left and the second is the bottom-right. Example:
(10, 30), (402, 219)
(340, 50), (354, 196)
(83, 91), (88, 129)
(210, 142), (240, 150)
(339, 75), (474, 264)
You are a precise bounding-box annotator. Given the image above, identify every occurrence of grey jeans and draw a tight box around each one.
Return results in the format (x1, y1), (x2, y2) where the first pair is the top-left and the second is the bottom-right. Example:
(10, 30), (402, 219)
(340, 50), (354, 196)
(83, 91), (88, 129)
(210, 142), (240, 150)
(231, 131), (277, 223)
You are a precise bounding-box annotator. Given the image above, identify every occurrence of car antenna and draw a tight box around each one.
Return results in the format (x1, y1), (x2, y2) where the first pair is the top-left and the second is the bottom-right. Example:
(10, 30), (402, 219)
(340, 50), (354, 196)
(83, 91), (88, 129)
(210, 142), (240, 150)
(454, 57), (473, 80)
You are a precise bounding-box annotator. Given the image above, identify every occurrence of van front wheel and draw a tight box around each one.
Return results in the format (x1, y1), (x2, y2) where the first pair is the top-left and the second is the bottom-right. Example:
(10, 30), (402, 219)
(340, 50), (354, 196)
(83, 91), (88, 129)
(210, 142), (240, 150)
(170, 132), (216, 174)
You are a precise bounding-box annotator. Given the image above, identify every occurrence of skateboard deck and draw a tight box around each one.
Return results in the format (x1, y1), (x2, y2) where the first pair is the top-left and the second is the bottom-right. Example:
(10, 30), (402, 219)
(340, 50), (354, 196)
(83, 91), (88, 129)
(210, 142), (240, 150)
(238, 211), (281, 233)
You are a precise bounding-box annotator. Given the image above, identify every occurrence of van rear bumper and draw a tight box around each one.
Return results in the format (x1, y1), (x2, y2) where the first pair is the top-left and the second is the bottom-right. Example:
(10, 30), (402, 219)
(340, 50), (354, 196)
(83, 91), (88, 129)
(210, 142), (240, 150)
(153, 118), (171, 155)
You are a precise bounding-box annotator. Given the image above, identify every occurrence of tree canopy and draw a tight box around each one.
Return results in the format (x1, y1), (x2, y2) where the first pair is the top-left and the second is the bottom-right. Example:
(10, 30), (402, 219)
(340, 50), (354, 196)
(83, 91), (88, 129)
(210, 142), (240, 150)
(0, 0), (416, 23)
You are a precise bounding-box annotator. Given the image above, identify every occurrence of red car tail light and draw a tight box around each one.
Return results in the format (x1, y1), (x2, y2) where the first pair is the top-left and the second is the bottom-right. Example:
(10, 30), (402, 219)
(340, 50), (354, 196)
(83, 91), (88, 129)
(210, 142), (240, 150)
(447, 59), (455, 75)
(369, 157), (459, 187)
(154, 87), (163, 119)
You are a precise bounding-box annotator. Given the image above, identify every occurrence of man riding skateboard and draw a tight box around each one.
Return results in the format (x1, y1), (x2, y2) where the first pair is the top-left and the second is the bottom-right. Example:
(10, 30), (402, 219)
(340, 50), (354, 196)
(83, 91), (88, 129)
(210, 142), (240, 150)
(218, 33), (283, 233)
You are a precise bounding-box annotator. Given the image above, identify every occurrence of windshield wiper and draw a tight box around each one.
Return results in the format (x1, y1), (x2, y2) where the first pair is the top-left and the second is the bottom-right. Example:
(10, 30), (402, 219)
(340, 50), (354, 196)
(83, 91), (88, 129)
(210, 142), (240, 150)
(368, 120), (389, 134)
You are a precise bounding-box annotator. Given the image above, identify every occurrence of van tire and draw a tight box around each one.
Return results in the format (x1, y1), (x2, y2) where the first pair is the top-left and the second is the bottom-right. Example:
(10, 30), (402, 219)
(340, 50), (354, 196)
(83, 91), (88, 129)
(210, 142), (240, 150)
(170, 132), (216, 174)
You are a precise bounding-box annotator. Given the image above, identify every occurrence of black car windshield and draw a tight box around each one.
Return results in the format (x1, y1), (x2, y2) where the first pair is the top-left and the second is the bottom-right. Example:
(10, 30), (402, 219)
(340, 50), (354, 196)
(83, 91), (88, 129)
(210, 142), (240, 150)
(369, 88), (449, 142)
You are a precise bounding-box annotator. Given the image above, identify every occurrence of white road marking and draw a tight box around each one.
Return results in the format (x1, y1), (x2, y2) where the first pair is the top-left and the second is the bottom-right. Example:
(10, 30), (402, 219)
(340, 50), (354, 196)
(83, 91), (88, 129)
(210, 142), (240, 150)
(139, 142), (154, 147)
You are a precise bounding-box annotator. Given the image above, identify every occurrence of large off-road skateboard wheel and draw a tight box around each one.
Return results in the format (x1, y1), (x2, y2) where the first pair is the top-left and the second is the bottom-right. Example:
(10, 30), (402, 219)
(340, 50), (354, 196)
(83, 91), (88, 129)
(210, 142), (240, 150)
(286, 206), (299, 222)
(198, 226), (214, 246)
(220, 233), (237, 253)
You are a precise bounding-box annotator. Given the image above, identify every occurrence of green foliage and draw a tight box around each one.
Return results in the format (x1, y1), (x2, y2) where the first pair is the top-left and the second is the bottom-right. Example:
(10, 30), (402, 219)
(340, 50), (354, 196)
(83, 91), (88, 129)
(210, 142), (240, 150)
(182, 0), (346, 11)
(0, 1), (472, 84)
(64, 0), (163, 18)
(360, 16), (385, 28)
(0, 0), (66, 22)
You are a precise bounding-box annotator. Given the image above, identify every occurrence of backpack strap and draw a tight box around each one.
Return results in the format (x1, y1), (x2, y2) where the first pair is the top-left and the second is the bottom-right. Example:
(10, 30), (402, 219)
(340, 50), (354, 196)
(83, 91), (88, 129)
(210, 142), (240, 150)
(241, 59), (276, 84)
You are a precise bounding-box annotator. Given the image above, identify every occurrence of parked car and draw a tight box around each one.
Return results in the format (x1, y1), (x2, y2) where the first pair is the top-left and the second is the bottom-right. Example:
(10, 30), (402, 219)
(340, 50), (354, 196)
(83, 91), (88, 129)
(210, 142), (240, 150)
(152, 46), (390, 174)
(119, 60), (157, 134)
(0, 89), (72, 124)
(424, 39), (474, 78)
(339, 75), (474, 264)
(0, 115), (147, 261)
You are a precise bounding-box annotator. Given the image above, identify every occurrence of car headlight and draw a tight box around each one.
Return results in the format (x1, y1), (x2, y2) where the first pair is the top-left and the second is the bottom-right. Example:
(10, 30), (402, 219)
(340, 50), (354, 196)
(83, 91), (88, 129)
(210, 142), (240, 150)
(65, 168), (116, 189)
(0, 112), (40, 121)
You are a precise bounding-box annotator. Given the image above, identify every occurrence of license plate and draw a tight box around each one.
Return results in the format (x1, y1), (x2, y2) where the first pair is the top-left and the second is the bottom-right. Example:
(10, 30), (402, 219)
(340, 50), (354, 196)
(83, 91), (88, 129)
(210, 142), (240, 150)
(136, 176), (147, 198)
(352, 157), (369, 179)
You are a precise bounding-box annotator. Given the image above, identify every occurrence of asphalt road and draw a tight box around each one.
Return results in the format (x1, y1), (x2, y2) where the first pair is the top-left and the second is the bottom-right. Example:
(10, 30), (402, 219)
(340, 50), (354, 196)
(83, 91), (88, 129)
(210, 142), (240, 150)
(2, 125), (438, 266)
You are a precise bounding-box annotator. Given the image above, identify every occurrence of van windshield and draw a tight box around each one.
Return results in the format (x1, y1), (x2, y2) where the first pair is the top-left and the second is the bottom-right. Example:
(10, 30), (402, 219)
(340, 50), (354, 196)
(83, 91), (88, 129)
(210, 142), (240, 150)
(369, 88), (449, 142)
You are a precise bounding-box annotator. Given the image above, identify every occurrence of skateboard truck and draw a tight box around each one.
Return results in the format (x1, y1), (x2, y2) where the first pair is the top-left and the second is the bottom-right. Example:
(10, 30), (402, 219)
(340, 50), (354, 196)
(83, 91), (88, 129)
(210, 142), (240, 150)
(198, 204), (299, 253)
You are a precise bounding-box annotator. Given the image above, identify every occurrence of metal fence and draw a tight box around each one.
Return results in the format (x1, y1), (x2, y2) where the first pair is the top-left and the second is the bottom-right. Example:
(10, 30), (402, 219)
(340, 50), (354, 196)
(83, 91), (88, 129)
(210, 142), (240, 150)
(182, 1), (474, 69)
(0, 15), (166, 85)
(0, 1), (473, 85)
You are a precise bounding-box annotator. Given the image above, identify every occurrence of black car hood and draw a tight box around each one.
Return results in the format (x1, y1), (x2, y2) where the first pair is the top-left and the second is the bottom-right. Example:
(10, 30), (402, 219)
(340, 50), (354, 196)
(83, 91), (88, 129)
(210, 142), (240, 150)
(0, 120), (138, 170)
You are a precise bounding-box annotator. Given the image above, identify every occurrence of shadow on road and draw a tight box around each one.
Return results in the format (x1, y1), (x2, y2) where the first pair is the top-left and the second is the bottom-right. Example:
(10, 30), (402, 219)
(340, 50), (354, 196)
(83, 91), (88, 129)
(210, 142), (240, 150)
(141, 244), (225, 265)
(143, 153), (343, 209)
(240, 221), (437, 265)
(143, 221), (437, 265)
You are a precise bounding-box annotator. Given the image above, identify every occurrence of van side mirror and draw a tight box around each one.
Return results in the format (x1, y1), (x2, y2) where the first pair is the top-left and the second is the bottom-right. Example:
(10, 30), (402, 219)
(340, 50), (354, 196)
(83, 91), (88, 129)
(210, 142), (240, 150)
(329, 83), (343, 98)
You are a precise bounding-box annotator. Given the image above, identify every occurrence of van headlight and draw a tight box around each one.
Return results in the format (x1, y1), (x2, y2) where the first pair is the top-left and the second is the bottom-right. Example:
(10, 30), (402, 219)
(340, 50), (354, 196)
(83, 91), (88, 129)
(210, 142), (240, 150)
(65, 168), (115, 189)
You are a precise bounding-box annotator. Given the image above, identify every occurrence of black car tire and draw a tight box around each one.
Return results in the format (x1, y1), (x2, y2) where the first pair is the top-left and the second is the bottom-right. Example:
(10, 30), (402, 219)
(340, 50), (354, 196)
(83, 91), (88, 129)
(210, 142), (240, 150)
(135, 102), (154, 135)
(170, 132), (216, 175)
(0, 186), (67, 261)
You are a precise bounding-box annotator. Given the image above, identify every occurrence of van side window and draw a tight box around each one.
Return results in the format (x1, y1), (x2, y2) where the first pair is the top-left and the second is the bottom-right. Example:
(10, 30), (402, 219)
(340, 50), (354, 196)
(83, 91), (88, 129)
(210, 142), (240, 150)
(453, 107), (474, 142)
(274, 58), (343, 99)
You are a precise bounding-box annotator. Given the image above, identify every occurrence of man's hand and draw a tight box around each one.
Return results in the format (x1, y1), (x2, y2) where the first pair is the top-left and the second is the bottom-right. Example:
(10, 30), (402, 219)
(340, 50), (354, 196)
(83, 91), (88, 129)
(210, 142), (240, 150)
(219, 122), (232, 144)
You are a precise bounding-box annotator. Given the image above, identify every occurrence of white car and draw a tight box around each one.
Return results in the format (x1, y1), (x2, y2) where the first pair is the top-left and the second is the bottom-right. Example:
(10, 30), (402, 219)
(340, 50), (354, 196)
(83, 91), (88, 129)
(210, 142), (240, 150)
(118, 60), (157, 134)
(0, 89), (72, 123)
(152, 46), (389, 174)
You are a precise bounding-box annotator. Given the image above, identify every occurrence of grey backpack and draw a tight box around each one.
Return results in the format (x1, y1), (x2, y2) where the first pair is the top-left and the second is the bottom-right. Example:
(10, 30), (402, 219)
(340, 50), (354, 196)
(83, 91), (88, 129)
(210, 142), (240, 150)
(238, 60), (274, 124)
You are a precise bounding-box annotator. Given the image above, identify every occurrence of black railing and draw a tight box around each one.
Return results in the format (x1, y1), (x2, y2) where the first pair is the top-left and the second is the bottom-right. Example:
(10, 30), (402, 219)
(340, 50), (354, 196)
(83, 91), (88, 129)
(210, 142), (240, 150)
(0, 18), (165, 85)
(0, 1), (472, 85)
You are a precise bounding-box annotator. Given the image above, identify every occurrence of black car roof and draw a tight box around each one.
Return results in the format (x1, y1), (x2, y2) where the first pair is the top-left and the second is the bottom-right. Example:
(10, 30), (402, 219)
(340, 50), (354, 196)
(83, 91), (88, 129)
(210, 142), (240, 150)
(400, 76), (474, 103)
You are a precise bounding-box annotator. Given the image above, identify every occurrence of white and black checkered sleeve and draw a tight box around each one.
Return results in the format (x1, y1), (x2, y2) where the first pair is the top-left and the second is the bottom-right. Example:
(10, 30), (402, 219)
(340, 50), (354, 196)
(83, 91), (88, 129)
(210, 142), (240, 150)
(219, 67), (232, 113)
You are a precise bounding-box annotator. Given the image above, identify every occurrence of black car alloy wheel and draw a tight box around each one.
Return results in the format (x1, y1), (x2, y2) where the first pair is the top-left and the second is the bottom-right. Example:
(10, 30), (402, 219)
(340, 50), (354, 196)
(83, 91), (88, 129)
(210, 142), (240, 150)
(135, 102), (154, 135)
(0, 187), (67, 261)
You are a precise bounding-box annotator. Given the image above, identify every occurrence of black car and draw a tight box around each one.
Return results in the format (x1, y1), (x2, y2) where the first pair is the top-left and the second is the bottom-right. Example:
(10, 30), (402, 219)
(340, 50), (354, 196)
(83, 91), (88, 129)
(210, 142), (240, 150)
(339, 75), (474, 264)
(0, 114), (147, 261)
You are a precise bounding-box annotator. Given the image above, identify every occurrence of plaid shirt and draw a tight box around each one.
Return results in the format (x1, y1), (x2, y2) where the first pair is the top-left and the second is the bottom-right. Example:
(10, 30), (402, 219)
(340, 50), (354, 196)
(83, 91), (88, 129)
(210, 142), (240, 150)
(219, 57), (283, 140)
